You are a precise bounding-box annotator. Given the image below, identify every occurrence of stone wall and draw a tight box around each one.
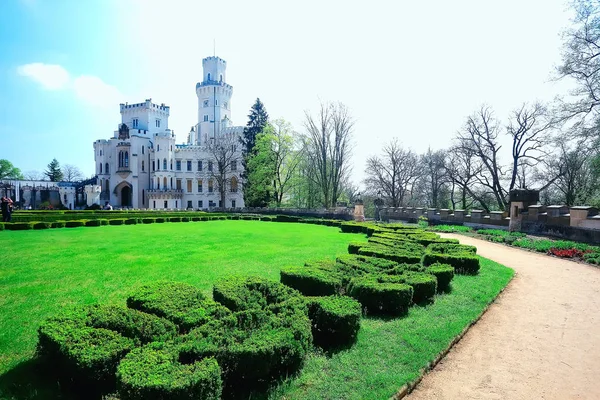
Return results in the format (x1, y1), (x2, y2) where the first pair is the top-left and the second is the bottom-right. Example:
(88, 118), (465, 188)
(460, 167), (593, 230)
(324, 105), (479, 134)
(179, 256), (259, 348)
(380, 205), (600, 244)
(225, 207), (355, 221)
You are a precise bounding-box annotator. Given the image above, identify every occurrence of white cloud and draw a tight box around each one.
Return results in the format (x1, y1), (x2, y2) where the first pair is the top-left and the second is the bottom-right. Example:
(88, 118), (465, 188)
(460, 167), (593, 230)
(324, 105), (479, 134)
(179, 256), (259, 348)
(17, 63), (70, 90)
(73, 75), (123, 108)
(17, 63), (123, 108)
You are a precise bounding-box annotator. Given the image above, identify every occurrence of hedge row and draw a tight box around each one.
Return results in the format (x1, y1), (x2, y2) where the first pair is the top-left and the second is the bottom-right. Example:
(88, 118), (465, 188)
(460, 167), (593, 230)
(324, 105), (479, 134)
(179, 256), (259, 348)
(306, 296), (361, 349)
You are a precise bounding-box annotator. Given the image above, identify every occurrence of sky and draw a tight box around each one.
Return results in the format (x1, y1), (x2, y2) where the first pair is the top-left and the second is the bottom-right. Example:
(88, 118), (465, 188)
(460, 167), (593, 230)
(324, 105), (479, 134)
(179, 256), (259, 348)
(0, 0), (577, 185)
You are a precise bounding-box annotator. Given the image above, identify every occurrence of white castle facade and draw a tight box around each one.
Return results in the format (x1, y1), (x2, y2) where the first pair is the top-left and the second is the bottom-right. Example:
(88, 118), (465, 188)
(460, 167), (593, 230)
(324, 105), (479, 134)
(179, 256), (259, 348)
(93, 56), (244, 210)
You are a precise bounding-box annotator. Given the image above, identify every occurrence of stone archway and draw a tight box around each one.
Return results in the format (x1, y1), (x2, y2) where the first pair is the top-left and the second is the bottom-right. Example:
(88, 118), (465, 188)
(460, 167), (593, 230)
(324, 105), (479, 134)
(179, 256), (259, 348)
(114, 181), (133, 207)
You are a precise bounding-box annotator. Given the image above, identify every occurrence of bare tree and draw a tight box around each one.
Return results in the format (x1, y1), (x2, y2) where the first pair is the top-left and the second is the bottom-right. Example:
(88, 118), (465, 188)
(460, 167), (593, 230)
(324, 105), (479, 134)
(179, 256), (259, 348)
(303, 101), (354, 208)
(364, 139), (419, 207)
(62, 164), (84, 182)
(207, 132), (242, 209)
(556, 0), (600, 129)
(23, 170), (45, 181)
(445, 145), (487, 210)
(548, 141), (599, 205)
(420, 148), (448, 208)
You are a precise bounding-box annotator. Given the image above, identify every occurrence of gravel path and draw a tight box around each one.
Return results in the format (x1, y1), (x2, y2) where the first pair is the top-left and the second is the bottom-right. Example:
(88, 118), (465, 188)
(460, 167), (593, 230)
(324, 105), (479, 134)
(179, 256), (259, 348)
(405, 233), (600, 400)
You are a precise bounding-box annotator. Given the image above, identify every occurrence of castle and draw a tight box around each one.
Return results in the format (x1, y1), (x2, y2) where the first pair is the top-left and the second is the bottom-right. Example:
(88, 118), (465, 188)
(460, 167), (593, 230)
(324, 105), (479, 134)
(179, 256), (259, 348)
(93, 56), (245, 210)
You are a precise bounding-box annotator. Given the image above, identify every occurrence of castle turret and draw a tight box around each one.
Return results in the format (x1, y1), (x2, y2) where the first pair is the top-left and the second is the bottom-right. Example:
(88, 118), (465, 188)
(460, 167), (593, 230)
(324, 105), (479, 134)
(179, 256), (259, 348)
(195, 56), (233, 145)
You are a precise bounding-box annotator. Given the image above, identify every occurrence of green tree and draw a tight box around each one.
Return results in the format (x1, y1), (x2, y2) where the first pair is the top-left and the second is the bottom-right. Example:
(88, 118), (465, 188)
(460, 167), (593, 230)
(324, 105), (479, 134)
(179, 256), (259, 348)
(44, 158), (64, 182)
(241, 98), (269, 206)
(0, 159), (23, 180)
(269, 119), (303, 207)
(245, 128), (276, 207)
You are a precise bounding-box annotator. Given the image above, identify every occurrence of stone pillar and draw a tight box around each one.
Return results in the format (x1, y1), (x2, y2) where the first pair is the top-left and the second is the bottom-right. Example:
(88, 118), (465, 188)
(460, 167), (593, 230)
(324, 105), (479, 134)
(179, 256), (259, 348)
(490, 211), (505, 226)
(439, 209), (450, 221)
(470, 210), (484, 223)
(414, 207), (424, 218)
(527, 205), (544, 221)
(427, 208), (438, 219)
(453, 209), (465, 222)
(570, 206), (598, 227)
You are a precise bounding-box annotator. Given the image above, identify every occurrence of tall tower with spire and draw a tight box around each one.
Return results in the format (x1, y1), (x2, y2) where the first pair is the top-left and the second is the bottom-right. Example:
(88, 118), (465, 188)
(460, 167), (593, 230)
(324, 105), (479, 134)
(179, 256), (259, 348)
(194, 56), (233, 145)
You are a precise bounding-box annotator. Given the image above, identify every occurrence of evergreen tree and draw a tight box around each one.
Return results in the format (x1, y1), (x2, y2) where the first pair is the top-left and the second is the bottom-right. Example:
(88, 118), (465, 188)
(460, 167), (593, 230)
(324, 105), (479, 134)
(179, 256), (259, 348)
(45, 158), (64, 182)
(241, 98), (269, 206)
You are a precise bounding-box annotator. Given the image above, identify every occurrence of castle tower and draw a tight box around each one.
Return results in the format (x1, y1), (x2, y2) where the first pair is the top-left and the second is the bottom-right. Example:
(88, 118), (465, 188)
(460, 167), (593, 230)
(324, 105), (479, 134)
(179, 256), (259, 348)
(195, 56), (233, 145)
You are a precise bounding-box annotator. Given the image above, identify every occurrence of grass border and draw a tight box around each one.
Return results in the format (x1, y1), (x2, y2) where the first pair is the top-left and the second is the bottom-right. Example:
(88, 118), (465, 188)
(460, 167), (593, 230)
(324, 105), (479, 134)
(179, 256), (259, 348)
(391, 271), (515, 399)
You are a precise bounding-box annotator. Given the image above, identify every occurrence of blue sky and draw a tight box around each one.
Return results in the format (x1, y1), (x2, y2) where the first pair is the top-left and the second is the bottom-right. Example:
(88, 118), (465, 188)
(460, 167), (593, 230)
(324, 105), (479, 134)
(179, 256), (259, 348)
(0, 0), (575, 183)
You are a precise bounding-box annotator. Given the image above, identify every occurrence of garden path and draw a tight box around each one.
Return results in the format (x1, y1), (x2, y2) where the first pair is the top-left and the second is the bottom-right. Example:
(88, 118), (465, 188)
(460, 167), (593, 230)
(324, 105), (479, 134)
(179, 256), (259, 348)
(405, 233), (600, 400)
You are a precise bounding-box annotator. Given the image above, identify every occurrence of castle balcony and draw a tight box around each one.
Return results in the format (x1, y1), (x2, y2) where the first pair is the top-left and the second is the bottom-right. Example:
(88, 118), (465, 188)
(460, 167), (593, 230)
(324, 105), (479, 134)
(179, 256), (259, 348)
(196, 80), (232, 89)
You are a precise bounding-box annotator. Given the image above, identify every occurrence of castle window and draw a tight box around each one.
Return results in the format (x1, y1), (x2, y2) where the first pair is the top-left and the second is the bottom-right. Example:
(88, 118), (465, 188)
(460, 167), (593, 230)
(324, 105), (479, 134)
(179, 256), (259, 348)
(203, 115), (209, 122)
(100, 163), (102, 174)
(124, 152), (129, 168)
(152, 161), (155, 171)
(133, 119), (139, 128)
(198, 200), (203, 208)
(163, 159), (167, 170)
(208, 161), (213, 172)
(187, 200), (192, 209)
(157, 178), (160, 189)
(203, 100), (209, 107)
(187, 160), (192, 171)
(230, 176), (238, 193)
(208, 179), (213, 193)
(215, 99), (218, 106)
(170, 160), (173, 170)
(105, 163), (109, 174)
(208, 73), (211, 81)
(176, 179), (182, 190)
(187, 179), (192, 193)
(224, 102), (228, 109)
(231, 199), (236, 208)
(198, 179), (203, 192)
(142, 146), (145, 154)
(176, 160), (182, 171)
(100, 150), (103, 156)
(197, 160), (202, 171)
(157, 144), (160, 151)
(156, 119), (161, 128)
(164, 177), (167, 188)
(219, 74), (222, 82)
(164, 200), (168, 209)
(231, 161), (237, 171)
(142, 160), (145, 172)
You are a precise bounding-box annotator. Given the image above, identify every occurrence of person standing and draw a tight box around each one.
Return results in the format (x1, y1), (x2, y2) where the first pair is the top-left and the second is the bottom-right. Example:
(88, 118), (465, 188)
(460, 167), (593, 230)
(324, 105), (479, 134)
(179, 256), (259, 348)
(1, 197), (11, 222)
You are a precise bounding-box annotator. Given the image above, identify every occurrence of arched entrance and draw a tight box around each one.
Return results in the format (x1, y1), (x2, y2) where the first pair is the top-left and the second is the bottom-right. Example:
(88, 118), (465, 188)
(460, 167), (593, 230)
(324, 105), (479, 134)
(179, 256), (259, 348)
(121, 186), (132, 207)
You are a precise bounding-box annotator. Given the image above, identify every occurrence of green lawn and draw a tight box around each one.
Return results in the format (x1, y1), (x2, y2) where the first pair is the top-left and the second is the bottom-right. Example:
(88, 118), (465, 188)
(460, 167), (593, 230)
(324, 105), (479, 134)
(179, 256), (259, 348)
(0, 220), (513, 400)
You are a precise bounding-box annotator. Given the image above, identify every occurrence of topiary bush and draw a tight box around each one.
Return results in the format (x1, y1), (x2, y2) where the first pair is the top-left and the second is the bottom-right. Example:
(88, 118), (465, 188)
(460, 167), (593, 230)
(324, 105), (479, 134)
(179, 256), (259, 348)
(427, 243), (477, 255)
(86, 219), (102, 227)
(347, 275), (413, 316)
(124, 218), (138, 225)
(5, 222), (35, 230)
(306, 296), (361, 349)
(170, 217), (182, 223)
(422, 252), (480, 275)
(116, 343), (222, 400)
(33, 221), (52, 230)
(379, 273), (437, 304)
(51, 220), (66, 228)
(66, 220), (86, 228)
(127, 281), (230, 332)
(280, 265), (343, 296)
(425, 263), (455, 292)
(357, 245), (422, 264)
(38, 318), (135, 388)
(109, 219), (125, 226)
(141, 218), (155, 224)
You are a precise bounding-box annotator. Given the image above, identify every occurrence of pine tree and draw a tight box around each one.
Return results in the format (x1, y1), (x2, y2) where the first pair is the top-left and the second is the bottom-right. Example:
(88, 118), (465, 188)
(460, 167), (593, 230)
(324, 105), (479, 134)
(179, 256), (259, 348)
(45, 158), (64, 182)
(241, 98), (269, 206)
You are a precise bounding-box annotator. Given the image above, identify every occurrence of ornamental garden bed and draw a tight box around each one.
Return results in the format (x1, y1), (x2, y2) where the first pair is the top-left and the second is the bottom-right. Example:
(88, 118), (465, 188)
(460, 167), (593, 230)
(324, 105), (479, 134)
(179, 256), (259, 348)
(0, 220), (513, 399)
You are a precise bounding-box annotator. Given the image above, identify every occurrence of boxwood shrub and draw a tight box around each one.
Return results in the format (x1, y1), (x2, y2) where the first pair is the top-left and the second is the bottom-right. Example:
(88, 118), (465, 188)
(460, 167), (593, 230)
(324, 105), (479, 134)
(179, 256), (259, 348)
(170, 217), (182, 222)
(127, 281), (229, 332)
(116, 343), (222, 400)
(86, 219), (103, 227)
(0, 222), (4, 230)
(141, 218), (155, 224)
(340, 223), (368, 234)
(5, 222), (35, 230)
(306, 296), (361, 349)
(347, 276), (413, 316)
(425, 263), (455, 292)
(66, 220), (85, 228)
(37, 319), (135, 387)
(357, 245), (422, 264)
(109, 219), (125, 226)
(280, 265), (343, 296)
(124, 218), (138, 225)
(379, 273), (437, 304)
(422, 253), (480, 275)
(427, 243), (477, 255)
(181, 217), (190, 222)
(34, 221), (52, 229)
(51, 221), (66, 228)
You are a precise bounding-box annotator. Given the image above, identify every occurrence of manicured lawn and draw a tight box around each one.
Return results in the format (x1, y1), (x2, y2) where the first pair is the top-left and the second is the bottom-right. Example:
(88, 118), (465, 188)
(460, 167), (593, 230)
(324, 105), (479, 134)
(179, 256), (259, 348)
(0, 220), (513, 399)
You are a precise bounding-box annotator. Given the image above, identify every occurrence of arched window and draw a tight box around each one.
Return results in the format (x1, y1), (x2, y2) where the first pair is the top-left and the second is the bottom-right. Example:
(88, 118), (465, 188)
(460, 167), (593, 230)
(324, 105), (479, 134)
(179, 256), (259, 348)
(170, 160), (173, 170)
(208, 73), (211, 81)
(157, 144), (160, 152)
(142, 160), (145, 172)
(163, 158), (167, 170)
(164, 177), (167, 189)
(124, 152), (129, 168)
(230, 176), (238, 193)
(157, 178), (160, 190)
(219, 74), (222, 82)
(142, 146), (145, 155)
(100, 163), (103, 174)
(105, 163), (109, 174)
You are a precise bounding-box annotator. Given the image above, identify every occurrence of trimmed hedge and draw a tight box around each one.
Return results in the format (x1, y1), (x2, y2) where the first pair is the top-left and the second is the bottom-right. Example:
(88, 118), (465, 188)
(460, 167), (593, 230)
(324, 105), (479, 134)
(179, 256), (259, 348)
(127, 281), (229, 332)
(422, 252), (480, 275)
(357, 245), (422, 264)
(86, 305), (177, 345)
(5, 222), (35, 230)
(347, 275), (413, 315)
(38, 319), (135, 386)
(52, 221), (66, 228)
(0, 222), (4, 230)
(33, 221), (52, 230)
(117, 343), (222, 400)
(65, 220), (85, 228)
(425, 263), (455, 292)
(280, 265), (343, 296)
(427, 243), (477, 255)
(213, 276), (304, 313)
(340, 222), (368, 234)
(109, 219), (125, 225)
(306, 296), (361, 349)
(124, 218), (138, 225)
(85, 219), (103, 227)
(379, 273), (437, 304)
(141, 218), (155, 224)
